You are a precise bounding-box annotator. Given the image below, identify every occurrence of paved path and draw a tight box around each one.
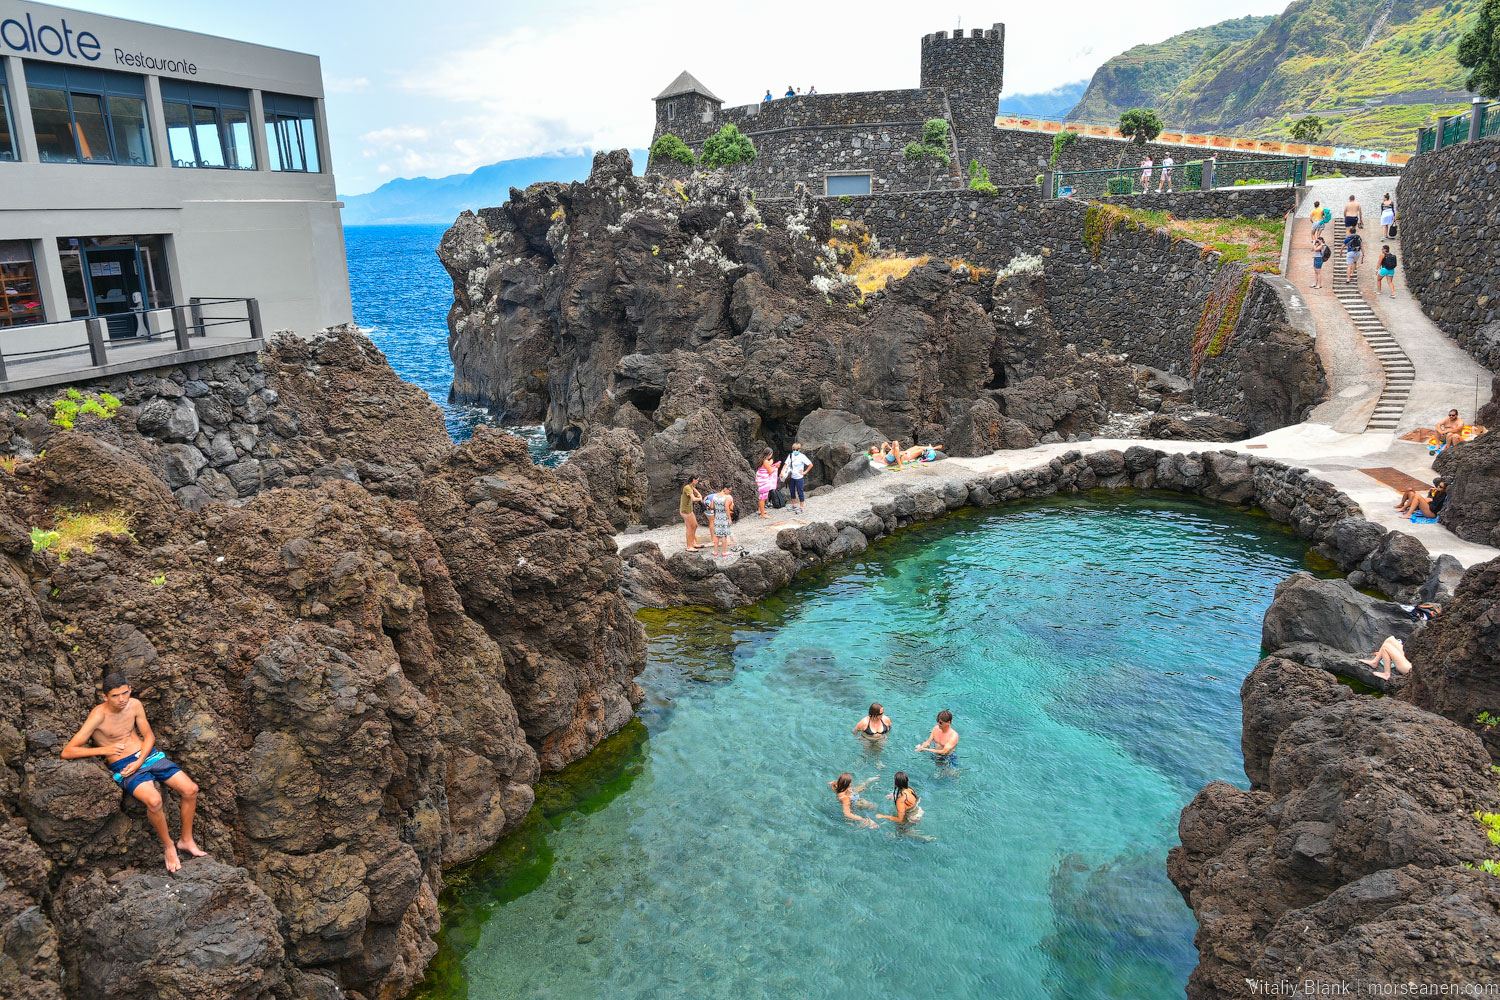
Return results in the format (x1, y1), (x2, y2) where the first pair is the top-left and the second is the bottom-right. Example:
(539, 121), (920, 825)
(619, 176), (1497, 573)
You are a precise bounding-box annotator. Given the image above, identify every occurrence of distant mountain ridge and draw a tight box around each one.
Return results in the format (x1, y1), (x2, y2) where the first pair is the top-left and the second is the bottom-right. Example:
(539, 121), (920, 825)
(998, 80), (1090, 118)
(340, 151), (646, 226)
(1069, 0), (1478, 148)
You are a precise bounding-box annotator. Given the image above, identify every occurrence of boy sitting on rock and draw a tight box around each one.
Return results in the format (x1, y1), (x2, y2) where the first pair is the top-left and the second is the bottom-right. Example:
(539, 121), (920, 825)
(61, 672), (206, 871)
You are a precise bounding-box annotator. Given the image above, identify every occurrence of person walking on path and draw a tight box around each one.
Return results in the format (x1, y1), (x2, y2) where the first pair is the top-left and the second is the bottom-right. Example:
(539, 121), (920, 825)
(1310, 200), (1328, 239)
(1344, 194), (1364, 234)
(1344, 225), (1363, 283)
(709, 486), (735, 558)
(1380, 194), (1396, 239)
(680, 474), (705, 552)
(785, 443), (813, 514)
(1376, 244), (1399, 298)
(755, 449), (781, 518)
(1311, 236), (1328, 288)
(1158, 154), (1174, 193)
(1138, 155), (1153, 194)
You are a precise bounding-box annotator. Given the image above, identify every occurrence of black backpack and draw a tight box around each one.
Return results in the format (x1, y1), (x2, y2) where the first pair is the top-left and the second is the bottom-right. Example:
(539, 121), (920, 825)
(768, 488), (787, 509)
(1383, 252), (1398, 270)
(1321, 245), (1332, 261)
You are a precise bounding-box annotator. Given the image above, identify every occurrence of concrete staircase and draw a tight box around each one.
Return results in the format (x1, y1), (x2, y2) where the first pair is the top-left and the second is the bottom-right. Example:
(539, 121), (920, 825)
(1328, 218), (1412, 433)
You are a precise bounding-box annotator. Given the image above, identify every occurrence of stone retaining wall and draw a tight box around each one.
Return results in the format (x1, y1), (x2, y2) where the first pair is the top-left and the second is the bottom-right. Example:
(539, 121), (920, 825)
(621, 446), (1449, 610)
(826, 187), (1042, 270)
(985, 129), (1400, 187)
(1397, 136), (1500, 371)
(0, 352), (301, 509)
(1097, 184), (1303, 220)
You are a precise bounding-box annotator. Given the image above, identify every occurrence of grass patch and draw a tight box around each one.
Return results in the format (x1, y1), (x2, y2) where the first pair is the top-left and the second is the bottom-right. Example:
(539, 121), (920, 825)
(34, 507), (135, 561)
(0, 456), (17, 474)
(1107, 205), (1285, 272)
(847, 255), (930, 295)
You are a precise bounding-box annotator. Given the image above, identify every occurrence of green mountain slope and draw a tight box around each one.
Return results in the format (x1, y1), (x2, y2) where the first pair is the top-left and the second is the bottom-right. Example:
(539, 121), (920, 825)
(1070, 0), (1479, 149)
(1069, 16), (1275, 122)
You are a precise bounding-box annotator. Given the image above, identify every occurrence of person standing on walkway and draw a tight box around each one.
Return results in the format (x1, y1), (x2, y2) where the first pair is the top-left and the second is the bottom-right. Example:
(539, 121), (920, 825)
(1311, 236), (1328, 288)
(709, 486), (734, 558)
(1139, 155), (1153, 194)
(755, 449), (780, 518)
(1158, 153), (1174, 193)
(680, 474), (705, 552)
(1344, 194), (1363, 234)
(785, 443), (813, 514)
(1376, 244), (1398, 298)
(1380, 194), (1396, 239)
(1344, 225), (1363, 283)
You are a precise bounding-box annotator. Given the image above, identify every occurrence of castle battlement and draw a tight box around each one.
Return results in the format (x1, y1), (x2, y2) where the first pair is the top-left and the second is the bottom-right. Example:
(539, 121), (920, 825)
(920, 25), (1004, 44)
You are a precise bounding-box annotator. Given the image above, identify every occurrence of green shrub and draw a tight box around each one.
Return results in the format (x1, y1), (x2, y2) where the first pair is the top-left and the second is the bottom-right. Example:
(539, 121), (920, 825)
(50, 390), (120, 430)
(1105, 176), (1134, 196)
(649, 133), (696, 167)
(967, 159), (998, 195)
(30, 527), (59, 552)
(1289, 114), (1324, 142)
(700, 124), (757, 171)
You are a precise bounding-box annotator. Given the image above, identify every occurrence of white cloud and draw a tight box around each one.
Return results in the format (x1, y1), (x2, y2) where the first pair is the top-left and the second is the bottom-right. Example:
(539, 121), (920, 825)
(344, 0), (1290, 184)
(324, 75), (370, 94)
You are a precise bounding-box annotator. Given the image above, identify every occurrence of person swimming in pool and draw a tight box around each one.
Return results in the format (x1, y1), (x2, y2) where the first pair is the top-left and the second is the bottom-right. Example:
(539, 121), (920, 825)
(877, 771), (923, 824)
(916, 709), (959, 761)
(830, 773), (878, 828)
(854, 702), (892, 738)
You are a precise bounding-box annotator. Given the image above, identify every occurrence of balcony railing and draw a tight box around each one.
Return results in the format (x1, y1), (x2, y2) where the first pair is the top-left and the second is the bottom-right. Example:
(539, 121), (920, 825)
(0, 297), (263, 387)
(1050, 157), (1303, 199)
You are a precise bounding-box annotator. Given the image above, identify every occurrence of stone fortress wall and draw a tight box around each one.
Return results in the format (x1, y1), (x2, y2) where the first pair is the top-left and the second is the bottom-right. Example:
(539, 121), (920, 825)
(647, 23), (1396, 199)
(1396, 135), (1500, 372)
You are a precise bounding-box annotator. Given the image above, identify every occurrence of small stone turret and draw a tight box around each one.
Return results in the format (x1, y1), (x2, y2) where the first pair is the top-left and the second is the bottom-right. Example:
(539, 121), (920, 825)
(651, 70), (723, 148)
(920, 24), (1005, 167)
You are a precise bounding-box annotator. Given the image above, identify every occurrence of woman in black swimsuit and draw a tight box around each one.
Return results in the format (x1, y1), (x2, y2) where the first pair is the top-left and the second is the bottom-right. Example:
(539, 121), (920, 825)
(854, 703), (891, 738)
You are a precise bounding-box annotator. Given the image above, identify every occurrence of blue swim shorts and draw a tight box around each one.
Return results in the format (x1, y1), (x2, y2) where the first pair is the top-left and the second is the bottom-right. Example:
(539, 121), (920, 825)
(110, 750), (181, 795)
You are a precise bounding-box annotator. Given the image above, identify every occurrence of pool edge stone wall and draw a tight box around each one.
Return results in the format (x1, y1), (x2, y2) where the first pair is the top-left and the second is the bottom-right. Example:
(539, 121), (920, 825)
(619, 445), (1450, 611)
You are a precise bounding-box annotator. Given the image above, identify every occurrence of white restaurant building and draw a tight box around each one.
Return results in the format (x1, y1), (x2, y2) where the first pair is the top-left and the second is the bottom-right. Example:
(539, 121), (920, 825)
(0, 0), (352, 368)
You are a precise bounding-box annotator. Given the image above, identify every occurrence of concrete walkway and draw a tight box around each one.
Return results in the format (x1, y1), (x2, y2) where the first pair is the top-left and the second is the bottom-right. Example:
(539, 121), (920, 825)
(620, 175), (1496, 574)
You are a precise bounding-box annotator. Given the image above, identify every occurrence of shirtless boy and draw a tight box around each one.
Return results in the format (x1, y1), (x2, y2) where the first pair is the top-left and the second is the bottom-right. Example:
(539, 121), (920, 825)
(1344, 194), (1363, 234)
(61, 673), (205, 871)
(916, 710), (960, 758)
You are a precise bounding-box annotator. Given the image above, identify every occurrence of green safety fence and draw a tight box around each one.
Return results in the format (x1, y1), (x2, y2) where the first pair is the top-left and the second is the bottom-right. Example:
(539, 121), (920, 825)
(1483, 105), (1500, 140)
(1052, 156), (1297, 199)
(1441, 114), (1471, 148)
(1419, 129), (1437, 153)
(1208, 158), (1302, 187)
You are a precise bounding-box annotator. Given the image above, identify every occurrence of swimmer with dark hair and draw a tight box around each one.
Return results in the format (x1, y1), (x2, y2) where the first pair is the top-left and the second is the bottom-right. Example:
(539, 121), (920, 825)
(877, 771), (922, 824)
(916, 710), (959, 759)
(830, 773), (878, 829)
(854, 703), (891, 738)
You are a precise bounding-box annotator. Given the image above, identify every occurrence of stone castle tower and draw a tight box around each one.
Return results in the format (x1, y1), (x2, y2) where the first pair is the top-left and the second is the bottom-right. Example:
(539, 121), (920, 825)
(920, 24), (1006, 168)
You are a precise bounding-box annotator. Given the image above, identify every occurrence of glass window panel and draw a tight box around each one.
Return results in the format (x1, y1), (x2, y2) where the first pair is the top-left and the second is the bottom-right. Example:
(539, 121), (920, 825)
(0, 81), (14, 162)
(299, 116), (319, 172)
(165, 101), (195, 166)
(108, 96), (152, 166)
(192, 105), (225, 167)
(28, 85), (78, 162)
(221, 108), (254, 169)
(69, 92), (111, 163)
(135, 235), (173, 307)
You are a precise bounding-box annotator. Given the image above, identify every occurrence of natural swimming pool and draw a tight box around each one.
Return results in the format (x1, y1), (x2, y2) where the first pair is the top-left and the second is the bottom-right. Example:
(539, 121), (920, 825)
(414, 493), (1316, 1000)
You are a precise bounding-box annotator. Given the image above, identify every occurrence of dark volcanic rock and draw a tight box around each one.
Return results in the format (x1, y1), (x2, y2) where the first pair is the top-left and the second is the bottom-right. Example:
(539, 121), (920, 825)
(0, 330), (646, 1000)
(1260, 573), (1417, 654)
(1435, 427), (1500, 548)
(1403, 556), (1500, 764)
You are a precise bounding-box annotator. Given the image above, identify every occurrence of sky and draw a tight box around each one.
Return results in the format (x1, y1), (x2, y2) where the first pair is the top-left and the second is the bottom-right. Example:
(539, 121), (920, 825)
(53, 0), (1290, 194)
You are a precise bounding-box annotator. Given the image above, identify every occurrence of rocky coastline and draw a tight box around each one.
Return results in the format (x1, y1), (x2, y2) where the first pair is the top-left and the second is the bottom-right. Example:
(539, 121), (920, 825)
(0, 330), (643, 1000)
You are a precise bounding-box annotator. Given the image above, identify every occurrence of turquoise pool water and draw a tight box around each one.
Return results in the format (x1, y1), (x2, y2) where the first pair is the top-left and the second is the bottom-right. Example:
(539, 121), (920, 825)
(418, 494), (1314, 1000)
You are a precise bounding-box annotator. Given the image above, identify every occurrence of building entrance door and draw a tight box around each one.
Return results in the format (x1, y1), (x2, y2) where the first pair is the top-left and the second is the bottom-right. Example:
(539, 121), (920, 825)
(83, 245), (147, 338)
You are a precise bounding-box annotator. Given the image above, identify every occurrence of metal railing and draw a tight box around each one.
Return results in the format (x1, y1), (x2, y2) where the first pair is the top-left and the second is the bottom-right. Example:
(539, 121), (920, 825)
(0, 296), (262, 384)
(1416, 102), (1497, 153)
(1051, 157), (1300, 199)
(1441, 113), (1471, 147)
(1482, 104), (1500, 140)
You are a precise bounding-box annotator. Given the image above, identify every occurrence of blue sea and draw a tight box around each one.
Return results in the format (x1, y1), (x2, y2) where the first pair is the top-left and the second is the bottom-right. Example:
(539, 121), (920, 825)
(343, 223), (558, 462)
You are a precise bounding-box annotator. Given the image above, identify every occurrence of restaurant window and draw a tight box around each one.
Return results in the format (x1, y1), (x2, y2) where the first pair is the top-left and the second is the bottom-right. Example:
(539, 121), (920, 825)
(0, 64), (16, 161)
(262, 92), (319, 172)
(161, 81), (255, 169)
(0, 241), (44, 327)
(25, 62), (153, 165)
(57, 235), (174, 339)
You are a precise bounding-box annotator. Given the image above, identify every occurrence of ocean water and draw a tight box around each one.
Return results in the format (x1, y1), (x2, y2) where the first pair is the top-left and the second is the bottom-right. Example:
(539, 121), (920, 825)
(416, 494), (1314, 1000)
(343, 224), (557, 462)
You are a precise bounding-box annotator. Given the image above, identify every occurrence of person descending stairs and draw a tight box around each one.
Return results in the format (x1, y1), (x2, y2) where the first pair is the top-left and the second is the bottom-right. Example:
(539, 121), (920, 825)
(1328, 216), (1413, 433)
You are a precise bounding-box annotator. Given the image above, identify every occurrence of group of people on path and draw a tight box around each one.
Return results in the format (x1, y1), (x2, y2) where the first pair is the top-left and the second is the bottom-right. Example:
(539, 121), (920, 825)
(764, 86), (817, 100)
(1137, 154), (1178, 193)
(1309, 193), (1398, 296)
(679, 444), (816, 558)
(832, 706), (958, 832)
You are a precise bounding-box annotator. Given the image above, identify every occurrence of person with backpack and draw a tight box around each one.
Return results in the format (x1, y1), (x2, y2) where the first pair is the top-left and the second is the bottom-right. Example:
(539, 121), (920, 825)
(1376, 244), (1398, 298)
(1309, 200), (1326, 240)
(1312, 236), (1329, 288)
(1344, 224), (1363, 283)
